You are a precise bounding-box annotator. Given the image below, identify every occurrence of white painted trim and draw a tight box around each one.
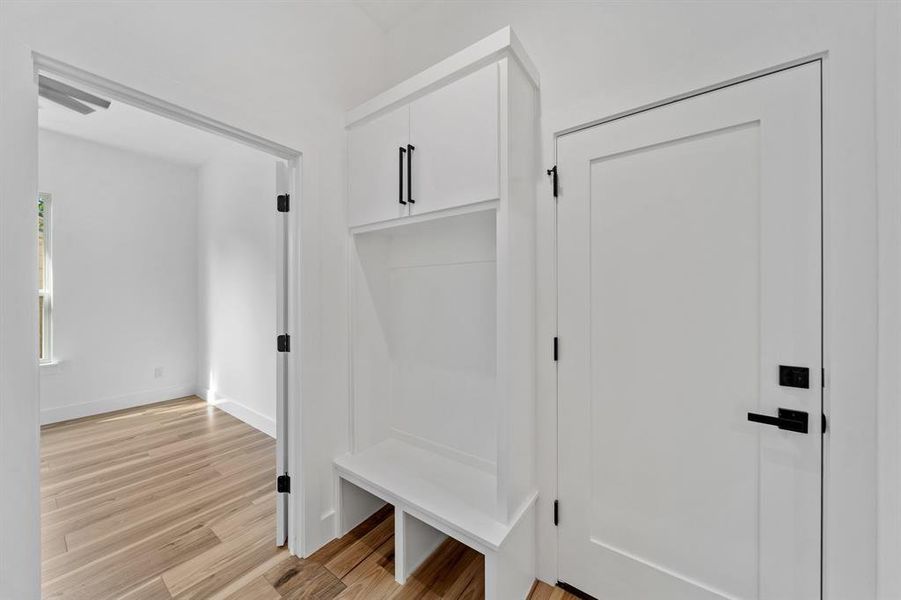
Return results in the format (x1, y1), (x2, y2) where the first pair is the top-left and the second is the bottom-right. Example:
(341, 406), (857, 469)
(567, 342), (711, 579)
(199, 388), (276, 438)
(286, 155), (304, 557)
(548, 52), (827, 140)
(40, 383), (196, 425)
(349, 199), (498, 235)
(345, 26), (538, 128)
(876, 2), (901, 598)
(31, 52), (301, 161)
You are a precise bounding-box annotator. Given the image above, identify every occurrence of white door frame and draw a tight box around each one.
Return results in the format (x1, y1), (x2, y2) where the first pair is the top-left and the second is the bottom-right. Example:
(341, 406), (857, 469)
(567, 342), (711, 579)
(535, 51), (881, 599)
(30, 53), (306, 556)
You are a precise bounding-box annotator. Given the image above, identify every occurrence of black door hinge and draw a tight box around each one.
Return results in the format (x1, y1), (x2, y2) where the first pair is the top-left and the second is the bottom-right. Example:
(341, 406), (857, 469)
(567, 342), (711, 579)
(553, 337), (558, 362)
(277, 474), (291, 493)
(822, 413), (827, 433)
(553, 499), (559, 526)
(277, 193), (290, 213)
(547, 165), (558, 198)
(277, 334), (291, 352)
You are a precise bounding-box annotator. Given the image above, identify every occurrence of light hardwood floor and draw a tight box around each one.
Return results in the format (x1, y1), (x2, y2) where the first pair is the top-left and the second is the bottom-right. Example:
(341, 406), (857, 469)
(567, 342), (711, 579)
(41, 396), (577, 599)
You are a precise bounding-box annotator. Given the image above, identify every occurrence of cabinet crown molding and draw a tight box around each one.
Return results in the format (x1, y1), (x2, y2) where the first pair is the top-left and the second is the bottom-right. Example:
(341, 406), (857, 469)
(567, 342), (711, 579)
(345, 26), (539, 129)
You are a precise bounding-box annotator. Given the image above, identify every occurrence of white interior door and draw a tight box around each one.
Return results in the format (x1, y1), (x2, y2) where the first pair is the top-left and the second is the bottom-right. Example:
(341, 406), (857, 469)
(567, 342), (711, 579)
(275, 159), (292, 546)
(557, 62), (822, 600)
(347, 105), (410, 227)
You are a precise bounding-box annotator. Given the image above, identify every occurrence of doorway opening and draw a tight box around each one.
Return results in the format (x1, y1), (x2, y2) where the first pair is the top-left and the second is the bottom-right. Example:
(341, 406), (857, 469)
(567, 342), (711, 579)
(34, 55), (301, 598)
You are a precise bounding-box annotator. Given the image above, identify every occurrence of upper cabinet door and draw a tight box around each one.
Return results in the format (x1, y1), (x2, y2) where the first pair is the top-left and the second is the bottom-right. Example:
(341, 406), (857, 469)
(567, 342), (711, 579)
(410, 64), (499, 216)
(348, 105), (410, 228)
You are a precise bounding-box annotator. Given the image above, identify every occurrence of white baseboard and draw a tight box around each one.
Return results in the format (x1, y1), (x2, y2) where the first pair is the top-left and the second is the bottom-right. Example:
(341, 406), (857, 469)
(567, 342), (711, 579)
(40, 383), (197, 425)
(198, 388), (276, 438)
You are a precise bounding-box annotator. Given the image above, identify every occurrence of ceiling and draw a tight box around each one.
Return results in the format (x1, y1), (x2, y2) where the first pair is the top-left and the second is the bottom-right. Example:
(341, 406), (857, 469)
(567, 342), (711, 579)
(38, 85), (240, 167)
(352, 0), (426, 32)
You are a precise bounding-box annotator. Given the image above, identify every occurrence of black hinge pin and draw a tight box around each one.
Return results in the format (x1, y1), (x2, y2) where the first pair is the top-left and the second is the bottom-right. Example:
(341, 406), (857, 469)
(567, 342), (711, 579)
(547, 165), (558, 198)
(822, 414), (827, 433)
(277, 193), (290, 213)
(553, 337), (558, 362)
(553, 499), (559, 526)
(277, 334), (291, 353)
(277, 474), (291, 493)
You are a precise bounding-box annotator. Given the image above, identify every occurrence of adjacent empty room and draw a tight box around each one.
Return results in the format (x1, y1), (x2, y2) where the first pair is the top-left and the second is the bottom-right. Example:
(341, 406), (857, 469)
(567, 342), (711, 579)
(35, 78), (286, 598)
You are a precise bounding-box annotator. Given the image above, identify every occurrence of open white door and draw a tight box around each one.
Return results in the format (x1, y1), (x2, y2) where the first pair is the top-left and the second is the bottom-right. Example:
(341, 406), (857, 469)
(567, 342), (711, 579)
(275, 159), (292, 546)
(557, 62), (822, 599)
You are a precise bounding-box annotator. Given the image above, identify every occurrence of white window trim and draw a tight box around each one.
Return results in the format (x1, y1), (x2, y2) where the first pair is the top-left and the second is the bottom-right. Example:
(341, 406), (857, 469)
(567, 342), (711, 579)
(39, 192), (52, 365)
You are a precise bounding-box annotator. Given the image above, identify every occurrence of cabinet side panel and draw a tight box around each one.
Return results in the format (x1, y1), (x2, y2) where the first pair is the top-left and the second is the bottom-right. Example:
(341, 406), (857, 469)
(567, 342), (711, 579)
(497, 57), (539, 521)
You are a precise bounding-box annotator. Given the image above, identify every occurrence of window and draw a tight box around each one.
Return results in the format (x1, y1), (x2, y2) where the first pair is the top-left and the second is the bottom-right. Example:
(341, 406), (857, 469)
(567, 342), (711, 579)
(38, 192), (52, 363)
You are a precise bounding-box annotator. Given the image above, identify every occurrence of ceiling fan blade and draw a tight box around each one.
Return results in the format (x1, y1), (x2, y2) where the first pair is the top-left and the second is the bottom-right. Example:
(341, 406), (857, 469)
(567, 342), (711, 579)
(38, 75), (111, 109)
(38, 87), (95, 115)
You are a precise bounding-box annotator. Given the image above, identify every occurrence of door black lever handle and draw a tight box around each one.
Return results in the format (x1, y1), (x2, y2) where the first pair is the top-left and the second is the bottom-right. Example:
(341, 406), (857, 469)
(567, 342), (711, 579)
(747, 408), (808, 434)
(398, 146), (407, 205)
(407, 144), (415, 204)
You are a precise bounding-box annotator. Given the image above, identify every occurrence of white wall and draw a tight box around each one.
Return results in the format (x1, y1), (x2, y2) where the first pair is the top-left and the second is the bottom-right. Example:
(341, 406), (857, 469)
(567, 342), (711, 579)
(37, 129), (199, 424)
(378, 2), (890, 598)
(3, 3), (898, 599)
(0, 22), (41, 600)
(875, 2), (901, 599)
(0, 3), (387, 591)
(197, 145), (277, 437)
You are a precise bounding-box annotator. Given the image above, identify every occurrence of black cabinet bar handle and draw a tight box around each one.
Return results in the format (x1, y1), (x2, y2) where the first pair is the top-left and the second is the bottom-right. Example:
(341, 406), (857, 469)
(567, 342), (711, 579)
(398, 146), (407, 205)
(747, 408), (808, 434)
(407, 144), (415, 204)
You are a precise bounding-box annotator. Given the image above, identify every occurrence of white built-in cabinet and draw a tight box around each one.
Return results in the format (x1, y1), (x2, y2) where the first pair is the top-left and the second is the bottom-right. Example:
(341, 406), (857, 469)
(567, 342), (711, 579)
(338, 28), (539, 600)
(347, 63), (500, 227)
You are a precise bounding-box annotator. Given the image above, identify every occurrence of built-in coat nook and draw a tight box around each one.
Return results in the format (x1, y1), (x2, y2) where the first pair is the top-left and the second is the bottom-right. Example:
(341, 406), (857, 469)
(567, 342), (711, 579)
(335, 27), (540, 600)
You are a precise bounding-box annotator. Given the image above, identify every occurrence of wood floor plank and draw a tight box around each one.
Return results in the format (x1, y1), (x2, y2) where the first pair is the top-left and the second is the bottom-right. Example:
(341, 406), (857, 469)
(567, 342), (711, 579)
(205, 549), (289, 600)
(41, 397), (578, 600)
(309, 503), (393, 566)
(457, 565), (485, 600)
(50, 429), (270, 507)
(43, 523), (220, 600)
(334, 537), (399, 599)
(389, 538), (479, 600)
(42, 535), (67, 562)
(219, 575), (281, 600)
(164, 529), (283, 599)
(63, 464), (271, 550)
(317, 507), (395, 579)
(264, 555), (346, 599)
(43, 489), (261, 584)
(118, 577), (174, 600)
(209, 493), (275, 541)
